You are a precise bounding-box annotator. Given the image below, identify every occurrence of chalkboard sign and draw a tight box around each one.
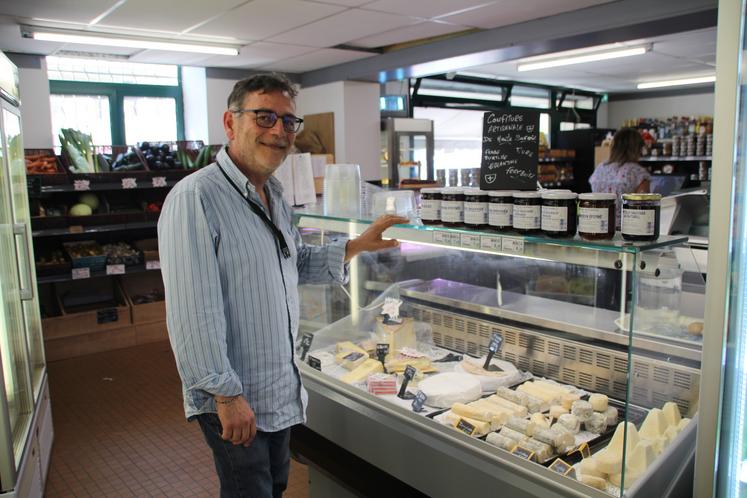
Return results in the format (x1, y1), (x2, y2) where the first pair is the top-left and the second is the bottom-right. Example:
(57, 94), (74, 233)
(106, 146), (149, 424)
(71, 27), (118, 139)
(480, 110), (539, 190)
(307, 356), (322, 371)
(412, 390), (427, 413)
(456, 418), (476, 436)
(299, 333), (313, 361)
(511, 445), (537, 462)
(549, 458), (576, 478)
(376, 343), (390, 365)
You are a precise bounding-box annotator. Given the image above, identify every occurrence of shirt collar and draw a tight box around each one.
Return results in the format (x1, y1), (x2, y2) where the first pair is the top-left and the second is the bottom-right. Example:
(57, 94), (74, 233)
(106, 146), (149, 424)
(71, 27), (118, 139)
(216, 145), (285, 198)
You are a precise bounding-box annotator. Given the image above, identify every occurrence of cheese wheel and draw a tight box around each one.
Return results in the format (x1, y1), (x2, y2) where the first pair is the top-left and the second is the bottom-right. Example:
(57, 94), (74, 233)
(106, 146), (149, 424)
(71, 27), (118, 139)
(556, 414), (580, 434)
(419, 373), (482, 408)
(572, 400), (594, 422)
(589, 393), (609, 412)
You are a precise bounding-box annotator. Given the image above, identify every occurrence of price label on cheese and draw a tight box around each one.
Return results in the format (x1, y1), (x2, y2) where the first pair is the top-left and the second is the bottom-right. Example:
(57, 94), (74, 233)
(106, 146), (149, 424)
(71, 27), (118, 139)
(72, 267), (90, 280)
(549, 458), (575, 478)
(73, 180), (90, 191)
(307, 356), (322, 371)
(480, 235), (503, 251)
(68, 225), (84, 234)
(146, 260), (161, 270)
(570, 442), (591, 459)
(376, 343), (390, 366)
(511, 446), (536, 462)
(152, 176), (167, 188)
(488, 332), (504, 353)
(502, 237), (525, 254)
(411, 390), (427, 413)
(121, 177), (137, 189)
(456, 418), (476, 436)
(460, 233), (481, 248)
(299, 333), (313, 361)
(398, 365), (417, 399)
(403, 365), (416, 380)
(106, 264), (125, 275)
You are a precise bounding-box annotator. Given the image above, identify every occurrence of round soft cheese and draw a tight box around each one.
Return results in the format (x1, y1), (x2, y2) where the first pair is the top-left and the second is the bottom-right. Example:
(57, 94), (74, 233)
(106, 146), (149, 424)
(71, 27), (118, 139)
(419, 372), (482, 408)
(455, 357), (523, 393)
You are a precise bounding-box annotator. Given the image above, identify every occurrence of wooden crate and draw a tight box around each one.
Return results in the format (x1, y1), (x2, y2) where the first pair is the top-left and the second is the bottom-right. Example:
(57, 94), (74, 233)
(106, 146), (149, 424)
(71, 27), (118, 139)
(120, 272), (165, 324)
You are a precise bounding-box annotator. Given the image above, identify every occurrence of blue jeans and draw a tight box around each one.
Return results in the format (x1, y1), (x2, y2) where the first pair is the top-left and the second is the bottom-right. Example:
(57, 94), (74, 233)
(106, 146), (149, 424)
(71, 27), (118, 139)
(196, 413), (291, 498)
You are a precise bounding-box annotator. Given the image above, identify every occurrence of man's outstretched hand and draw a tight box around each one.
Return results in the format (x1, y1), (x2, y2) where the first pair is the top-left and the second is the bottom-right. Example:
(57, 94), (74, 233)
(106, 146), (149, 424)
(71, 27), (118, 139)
(345, 214), (409, 262)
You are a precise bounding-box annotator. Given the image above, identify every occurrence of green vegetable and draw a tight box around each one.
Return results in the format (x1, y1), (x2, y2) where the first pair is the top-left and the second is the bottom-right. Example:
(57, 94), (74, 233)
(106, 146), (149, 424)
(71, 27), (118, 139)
(78, 193), (100, 210)
(69, 203), (93, 216)
(59, 128), (95, 173)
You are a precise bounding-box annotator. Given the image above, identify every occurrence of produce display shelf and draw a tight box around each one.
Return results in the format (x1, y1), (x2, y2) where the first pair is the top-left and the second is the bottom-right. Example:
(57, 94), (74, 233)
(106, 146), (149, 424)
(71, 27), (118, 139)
(32, 181), (179, 195)
(36, 263), (159, 284)
(639, 156), (712, 162)
(33, 221), (158, 238)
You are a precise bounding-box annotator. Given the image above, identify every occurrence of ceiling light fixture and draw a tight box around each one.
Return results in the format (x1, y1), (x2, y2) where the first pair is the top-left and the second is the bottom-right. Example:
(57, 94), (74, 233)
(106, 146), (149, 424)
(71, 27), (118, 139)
(27, 28), (238, 56)
(517, 45), (649, 72)
(637, 75), (716, 89)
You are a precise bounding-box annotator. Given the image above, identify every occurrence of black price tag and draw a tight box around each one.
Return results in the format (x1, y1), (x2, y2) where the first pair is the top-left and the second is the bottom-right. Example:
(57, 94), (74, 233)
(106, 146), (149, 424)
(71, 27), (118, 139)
(569, 442), (591, 459)
(307, 355), (322, 371)
(397, 365), (417, 399)
(511, 446), (536, 462)
(479, 109), (539, 191)
(483, 332), (504, 371)
(411, 390), (427, 413)
(549, 458), (576, 478)
(376, 343), (390, 372)
(456, 418), (476, 436)
(299, 333), (313, 361)
(343, 352), (365, 362)
(96, 308), (118, 324)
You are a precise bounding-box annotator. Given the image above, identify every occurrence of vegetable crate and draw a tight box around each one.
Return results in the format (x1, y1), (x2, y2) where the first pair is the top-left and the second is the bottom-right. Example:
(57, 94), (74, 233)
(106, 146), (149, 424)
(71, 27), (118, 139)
(25, 148), (69, 185)
(62, 240), (108, 272)
(61, 145), (152, 181)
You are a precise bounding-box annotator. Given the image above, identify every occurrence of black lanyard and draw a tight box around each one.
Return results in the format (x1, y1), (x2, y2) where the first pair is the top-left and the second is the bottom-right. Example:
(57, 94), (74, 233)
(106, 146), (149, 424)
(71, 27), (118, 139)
(217, 164), (291, 259)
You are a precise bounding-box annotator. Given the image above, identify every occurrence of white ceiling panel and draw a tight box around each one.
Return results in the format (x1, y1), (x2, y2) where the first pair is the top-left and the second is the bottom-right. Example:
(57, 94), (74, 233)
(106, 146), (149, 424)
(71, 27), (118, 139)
(268, 9), (419, 47)
(0, 0), (119, 24)
(362, 0), (496, 19)
(195, 42), (316, 68)
(127, 50), (214, 66)
(440, 0), (614, 29)
(349, 20), (469, 48)
(263, 47), (375, 72)
(191, 0), (345, 41)
(96, 0), (246, 33)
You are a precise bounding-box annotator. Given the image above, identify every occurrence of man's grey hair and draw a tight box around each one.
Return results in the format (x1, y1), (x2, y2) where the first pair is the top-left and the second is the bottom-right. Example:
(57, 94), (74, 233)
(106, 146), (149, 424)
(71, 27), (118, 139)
(227, 73), (298, 109)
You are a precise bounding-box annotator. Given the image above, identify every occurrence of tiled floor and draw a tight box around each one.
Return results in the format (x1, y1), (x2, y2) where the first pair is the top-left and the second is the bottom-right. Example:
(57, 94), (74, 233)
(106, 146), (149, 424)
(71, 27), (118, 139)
(44, 341), (310, 498)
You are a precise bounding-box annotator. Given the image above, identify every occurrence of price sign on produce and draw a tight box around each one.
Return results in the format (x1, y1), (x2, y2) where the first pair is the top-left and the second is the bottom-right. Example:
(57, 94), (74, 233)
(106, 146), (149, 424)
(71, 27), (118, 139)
(73, 180), (90, 191)
(72, 267), (90, 280)
(146, 260), (161, 270)
(121, 177), (137, 189)
(480, 109), (539, 190)
(152, 176), (167, 188)
(106, 264), (125, 275)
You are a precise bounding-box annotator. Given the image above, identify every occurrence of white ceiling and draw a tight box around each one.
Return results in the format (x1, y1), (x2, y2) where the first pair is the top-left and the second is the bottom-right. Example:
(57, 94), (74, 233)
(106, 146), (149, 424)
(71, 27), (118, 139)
(0, 0), (717, 92)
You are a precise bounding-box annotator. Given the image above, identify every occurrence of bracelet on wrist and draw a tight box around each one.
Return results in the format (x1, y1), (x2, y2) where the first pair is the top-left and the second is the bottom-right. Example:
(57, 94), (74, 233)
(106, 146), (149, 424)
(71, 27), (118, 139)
(215, 395), (240, 405)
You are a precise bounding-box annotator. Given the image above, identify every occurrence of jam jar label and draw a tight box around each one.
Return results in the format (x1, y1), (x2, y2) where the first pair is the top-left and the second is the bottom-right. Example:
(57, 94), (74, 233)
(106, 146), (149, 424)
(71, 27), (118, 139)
(622, 209), (656, 235)
(489, 203), (513, 227)
(579, 207), (609, 233)
(464, 202), (488, 225)
(441, 200), (464, 223)
(541, 206), (568, 232)
(513, 205), (540, 229)
(420, 199), (441, 220)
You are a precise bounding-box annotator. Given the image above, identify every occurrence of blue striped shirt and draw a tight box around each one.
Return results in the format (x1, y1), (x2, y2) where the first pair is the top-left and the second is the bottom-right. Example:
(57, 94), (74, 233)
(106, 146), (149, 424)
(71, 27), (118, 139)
(158, 146), (348, 431)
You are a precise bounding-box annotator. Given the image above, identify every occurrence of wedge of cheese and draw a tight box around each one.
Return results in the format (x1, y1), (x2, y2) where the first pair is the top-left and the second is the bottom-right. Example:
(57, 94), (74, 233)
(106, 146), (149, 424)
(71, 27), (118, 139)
(595, 422), (640, 474)
(385, 356), (437, 374)
(335, 350), (368, 370)
(662, 402), (682, 427)
(336, 341), (367, 355)
(340, 359), (384, 384)
(577, 458), (606, 479)
(639, 408), (667, 440)
(608, 439), (657, 488)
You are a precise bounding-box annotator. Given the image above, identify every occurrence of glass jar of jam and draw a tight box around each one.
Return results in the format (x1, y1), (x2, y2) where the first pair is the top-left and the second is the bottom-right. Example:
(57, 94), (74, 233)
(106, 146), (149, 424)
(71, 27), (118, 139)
(440, 187), (464, 227)
(463, 188), (488, 228)
(488, 190), (516, 232)
(512, 191), (541, 234)
(578, 193), (616, 241)
(420, 188), (442, 225)
(541, 191), (578, 238)
(621, 193), (661, 241)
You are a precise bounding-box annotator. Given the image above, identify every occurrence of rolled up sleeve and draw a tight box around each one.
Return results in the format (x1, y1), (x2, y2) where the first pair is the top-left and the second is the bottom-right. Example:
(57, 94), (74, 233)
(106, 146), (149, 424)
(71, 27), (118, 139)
(158, 188), (242, 405)
(292, 224), (349, 285)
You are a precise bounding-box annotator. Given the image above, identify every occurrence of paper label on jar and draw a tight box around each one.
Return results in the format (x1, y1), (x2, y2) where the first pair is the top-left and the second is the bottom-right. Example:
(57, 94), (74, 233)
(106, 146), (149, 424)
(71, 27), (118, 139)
(622, 208), (656, 236)
(464, 202), (488, 225)
(541, 205), (568, 232)
(513, 205), (540, 230)
(578, 207), (610, 234)
(420, 199), (441, 221)
(489, 203), (513, 227)
(441, 200), (463, 223)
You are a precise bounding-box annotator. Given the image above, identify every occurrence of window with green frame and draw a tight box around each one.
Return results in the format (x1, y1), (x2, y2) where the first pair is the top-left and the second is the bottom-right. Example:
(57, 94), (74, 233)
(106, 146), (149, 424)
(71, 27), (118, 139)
(49, 77), (184, 146)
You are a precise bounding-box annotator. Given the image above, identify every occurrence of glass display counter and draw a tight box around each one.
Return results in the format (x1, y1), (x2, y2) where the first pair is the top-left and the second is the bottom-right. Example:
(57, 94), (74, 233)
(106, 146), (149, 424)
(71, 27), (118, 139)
(293, 205), (704, 497)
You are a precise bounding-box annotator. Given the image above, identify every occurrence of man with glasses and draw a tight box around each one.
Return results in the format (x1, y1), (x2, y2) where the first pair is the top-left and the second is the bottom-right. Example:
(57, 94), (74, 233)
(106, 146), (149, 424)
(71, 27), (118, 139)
(158, 73), (405, 497)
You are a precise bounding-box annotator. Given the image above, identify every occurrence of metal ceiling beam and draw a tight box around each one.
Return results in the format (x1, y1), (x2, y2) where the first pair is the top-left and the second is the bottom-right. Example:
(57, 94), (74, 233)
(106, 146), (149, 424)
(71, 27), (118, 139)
(299, 0), (717, 87)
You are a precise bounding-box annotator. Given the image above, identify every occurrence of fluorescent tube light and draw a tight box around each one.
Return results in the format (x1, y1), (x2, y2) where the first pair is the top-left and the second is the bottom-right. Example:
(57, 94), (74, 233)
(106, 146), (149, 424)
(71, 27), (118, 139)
(637, 75), (716, 89)
(517, 46), (648, 72)
(31, 30), (238, 56)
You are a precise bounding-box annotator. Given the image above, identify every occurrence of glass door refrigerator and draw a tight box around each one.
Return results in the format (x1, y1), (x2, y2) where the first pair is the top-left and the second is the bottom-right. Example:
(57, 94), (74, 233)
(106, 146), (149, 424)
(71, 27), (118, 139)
(0, 51), (52, 497)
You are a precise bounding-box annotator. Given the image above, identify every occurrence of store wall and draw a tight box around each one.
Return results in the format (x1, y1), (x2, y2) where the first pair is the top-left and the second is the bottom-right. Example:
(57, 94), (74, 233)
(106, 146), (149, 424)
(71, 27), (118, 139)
(8, 54), (53, 149)
(181, 66), (209, 144)
(602, 92), (715, 128)
(296, 80), (380, 180)
(205, 76), (234, 146)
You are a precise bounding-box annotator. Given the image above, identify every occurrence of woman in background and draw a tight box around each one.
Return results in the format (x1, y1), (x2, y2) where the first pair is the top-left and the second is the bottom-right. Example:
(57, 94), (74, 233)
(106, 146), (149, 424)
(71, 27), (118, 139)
(589, 127), (651, 226)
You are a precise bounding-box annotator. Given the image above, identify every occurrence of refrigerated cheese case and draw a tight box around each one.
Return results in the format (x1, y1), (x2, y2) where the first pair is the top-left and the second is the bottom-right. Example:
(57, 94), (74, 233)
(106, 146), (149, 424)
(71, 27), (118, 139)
(292, 204), (704, 498)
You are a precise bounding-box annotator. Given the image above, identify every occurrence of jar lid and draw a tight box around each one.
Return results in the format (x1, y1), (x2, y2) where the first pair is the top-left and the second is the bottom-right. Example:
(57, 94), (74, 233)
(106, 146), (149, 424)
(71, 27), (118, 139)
(420, 187), (442, 194)
(623, 193), (662, 201)
(579, 193), (617, 201)
(463, 188), (487, 196)
(541, 191), (578, 200)
(488, 190), (517, 197)
(513, 191), (541, 198)
(441, 187), (463, 194)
